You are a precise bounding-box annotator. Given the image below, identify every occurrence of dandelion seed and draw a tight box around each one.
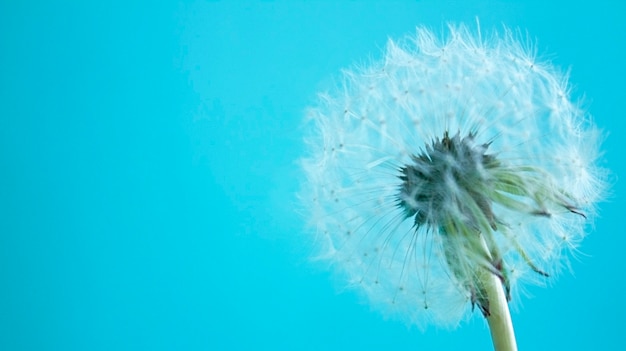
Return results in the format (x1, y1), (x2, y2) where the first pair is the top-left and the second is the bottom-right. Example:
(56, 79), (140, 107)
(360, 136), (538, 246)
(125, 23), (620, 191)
(299, 23), (607, 351)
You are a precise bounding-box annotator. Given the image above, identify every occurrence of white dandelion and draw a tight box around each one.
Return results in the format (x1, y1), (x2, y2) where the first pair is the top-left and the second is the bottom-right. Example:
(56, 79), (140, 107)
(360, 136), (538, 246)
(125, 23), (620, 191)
(299, 23), (607, 351)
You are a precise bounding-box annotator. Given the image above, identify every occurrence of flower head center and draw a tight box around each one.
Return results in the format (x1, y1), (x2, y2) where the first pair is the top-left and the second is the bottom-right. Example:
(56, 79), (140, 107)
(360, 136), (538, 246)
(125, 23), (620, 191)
(398, 131), (498, 231)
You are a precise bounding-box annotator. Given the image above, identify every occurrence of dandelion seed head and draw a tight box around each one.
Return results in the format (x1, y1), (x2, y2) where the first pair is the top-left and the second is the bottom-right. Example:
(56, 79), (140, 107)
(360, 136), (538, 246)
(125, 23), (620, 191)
(299, 24), (607, 329)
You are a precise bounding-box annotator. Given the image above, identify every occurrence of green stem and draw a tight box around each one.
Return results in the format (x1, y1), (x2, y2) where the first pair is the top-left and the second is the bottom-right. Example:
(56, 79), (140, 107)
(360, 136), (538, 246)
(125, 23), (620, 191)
(479, 236), (517, 351)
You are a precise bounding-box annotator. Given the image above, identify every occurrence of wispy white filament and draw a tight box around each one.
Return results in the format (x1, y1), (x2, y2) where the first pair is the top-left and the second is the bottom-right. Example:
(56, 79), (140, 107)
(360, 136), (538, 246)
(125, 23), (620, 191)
(299, 24), (606, 329)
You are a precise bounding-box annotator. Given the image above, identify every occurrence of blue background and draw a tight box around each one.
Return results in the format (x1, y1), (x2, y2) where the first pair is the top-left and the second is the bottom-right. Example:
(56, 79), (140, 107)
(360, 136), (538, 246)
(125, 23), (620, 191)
(1, 1), (624, 350)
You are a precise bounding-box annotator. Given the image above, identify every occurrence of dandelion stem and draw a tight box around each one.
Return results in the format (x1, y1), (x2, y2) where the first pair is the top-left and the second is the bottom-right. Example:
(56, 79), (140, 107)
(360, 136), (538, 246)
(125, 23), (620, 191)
(479, 236), (517, 351)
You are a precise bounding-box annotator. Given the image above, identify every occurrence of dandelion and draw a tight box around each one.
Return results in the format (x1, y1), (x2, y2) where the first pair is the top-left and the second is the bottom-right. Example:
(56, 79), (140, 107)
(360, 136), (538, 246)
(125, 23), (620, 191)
(299, 23), (607, 351)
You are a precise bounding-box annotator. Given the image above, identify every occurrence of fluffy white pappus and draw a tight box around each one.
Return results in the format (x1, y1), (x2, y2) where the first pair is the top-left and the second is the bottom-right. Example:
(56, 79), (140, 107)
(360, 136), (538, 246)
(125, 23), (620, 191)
(299, 23), (607, 329)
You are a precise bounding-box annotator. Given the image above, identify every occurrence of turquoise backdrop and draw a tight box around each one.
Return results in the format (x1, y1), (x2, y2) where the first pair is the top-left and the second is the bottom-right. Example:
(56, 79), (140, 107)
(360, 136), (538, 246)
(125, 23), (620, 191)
(1, 1), (624, 350)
